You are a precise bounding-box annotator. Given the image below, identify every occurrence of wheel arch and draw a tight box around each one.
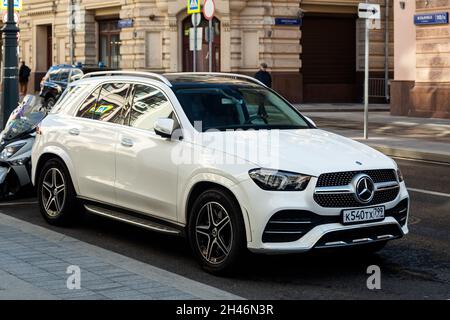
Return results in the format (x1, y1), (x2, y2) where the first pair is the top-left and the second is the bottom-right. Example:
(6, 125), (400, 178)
(33, 148), (78, 193)
(183, 178), (252, 243)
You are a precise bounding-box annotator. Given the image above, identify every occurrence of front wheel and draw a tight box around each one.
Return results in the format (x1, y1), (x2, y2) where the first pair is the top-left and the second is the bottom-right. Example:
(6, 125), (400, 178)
(37, 158), (83, 226)
(188, 188), (247, 276)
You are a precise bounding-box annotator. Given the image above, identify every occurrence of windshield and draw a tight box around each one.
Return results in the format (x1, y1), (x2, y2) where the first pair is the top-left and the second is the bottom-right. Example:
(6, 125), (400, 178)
(174, 85), (311, 132)
(2, 95), (46, 140)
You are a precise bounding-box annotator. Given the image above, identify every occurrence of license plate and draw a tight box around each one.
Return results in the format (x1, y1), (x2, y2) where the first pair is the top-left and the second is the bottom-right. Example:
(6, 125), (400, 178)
(342, 206), (385, 225)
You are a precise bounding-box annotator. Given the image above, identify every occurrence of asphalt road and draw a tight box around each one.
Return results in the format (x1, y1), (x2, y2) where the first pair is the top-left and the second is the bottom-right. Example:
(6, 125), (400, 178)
(0, 158), (449, 300)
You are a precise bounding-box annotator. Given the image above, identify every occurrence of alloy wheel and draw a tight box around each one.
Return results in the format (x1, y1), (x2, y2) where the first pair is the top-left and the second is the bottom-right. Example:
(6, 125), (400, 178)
(195, 202), (234, 265)
(41, 168), (66, 217)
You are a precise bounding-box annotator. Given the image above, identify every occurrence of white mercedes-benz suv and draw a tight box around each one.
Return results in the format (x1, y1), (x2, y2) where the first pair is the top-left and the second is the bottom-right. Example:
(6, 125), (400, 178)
(32, 71), (409, 274)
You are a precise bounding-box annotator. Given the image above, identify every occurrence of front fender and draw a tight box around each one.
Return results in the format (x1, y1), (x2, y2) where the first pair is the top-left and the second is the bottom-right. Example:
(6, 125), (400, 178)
(179, 172), (253, 243)
(33, 145), (79, 193)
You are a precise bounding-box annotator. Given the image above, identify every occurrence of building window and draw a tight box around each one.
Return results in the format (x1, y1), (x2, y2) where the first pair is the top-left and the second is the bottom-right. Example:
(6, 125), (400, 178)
(98, 20), (121, 69)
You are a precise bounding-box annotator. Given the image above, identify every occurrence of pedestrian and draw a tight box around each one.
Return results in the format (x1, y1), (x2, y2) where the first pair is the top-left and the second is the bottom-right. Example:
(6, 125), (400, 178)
(19, 61), (31, 96)
(254, 62), (272, 88)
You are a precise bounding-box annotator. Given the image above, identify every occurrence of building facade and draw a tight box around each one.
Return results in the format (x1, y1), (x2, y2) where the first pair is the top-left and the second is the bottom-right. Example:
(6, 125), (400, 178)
(17, 0), (393, 104)
(392, 0), (450, 118)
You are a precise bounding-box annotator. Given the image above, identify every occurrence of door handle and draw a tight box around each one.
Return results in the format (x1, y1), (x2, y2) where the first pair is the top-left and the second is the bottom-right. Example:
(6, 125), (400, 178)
(121, 138), (134, 148)
(69, 128), (80, 136)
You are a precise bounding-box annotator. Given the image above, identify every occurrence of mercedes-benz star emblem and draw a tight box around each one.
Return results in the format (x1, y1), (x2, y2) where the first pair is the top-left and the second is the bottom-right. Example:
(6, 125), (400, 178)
(353, 174), (375, 204)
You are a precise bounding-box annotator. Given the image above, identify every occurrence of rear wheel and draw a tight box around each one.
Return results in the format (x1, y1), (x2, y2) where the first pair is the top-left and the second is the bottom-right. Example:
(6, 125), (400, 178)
(188, 188), (247, 276)
(37, 158), (83, 226)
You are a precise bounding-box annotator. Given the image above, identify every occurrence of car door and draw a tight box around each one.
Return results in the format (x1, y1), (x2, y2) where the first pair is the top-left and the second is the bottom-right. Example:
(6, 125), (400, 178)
(66, 82), (133, 205)
(115, 83), (180, 222)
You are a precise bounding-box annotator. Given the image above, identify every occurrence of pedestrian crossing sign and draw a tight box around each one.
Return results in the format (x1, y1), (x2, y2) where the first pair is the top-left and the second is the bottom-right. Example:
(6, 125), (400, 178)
(187, 0), (201, 14)
(1, 0), (22, 11)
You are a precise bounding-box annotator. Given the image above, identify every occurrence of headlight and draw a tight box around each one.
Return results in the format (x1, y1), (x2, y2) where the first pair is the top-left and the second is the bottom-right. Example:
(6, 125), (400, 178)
(249, 168), (311, 191)
(397, 169), (404, 183)
(0, 142), (26, 160)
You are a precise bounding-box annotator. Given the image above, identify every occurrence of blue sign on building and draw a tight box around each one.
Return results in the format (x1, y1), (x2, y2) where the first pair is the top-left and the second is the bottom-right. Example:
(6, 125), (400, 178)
(275, 18), (302, 26)
(414, 12), (449, 25)
(118, 19), (133, 28)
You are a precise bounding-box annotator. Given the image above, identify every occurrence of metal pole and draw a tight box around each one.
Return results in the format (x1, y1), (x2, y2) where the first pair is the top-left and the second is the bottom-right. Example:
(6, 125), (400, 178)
(208, 19), (212, 72)
(70, 0), (75, 65)
(384, 0), (390, 101)
(193, 21), (197, 72)
(364, 19), (369, 140)
(1, 0), (20, 128)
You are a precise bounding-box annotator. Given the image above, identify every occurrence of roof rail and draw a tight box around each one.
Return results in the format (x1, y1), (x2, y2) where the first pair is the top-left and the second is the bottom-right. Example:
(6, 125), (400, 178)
(165, 72), (267, 87)
(81, 71), (172, 87)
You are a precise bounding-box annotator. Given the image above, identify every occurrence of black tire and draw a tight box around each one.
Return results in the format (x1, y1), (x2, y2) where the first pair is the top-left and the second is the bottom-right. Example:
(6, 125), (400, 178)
(188, 188), (247, 276)
(37, 158), (83, 226)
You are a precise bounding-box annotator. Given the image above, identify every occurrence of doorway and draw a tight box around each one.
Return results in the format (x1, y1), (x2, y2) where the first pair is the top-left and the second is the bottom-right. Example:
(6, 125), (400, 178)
(301, 15), (357, 102)
(99, 19), (121, 69)
(182, 16), (221, 72)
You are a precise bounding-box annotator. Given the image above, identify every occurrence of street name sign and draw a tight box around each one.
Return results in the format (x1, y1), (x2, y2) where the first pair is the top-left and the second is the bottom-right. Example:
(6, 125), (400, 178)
(414, 12), (449, 25)
(274, 18), (302, 26)
(187, 0), (201, 14)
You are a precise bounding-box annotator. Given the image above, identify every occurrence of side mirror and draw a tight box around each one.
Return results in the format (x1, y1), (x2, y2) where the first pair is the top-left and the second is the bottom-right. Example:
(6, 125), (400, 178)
(304, 116), (317, 127)
(154, 118), (175, 139)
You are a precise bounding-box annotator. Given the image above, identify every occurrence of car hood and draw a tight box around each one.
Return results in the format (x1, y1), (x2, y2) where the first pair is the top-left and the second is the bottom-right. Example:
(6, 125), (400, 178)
(196, 129), (396, 176)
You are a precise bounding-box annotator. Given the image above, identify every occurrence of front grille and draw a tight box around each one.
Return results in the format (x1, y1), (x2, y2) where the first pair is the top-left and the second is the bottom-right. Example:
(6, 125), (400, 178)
(262, 210), (338, 243)
(314, 169), (400, 208)
(316, 170), (397, 187)
(315, 224), (404, 248)
(314, 188), (400, 208)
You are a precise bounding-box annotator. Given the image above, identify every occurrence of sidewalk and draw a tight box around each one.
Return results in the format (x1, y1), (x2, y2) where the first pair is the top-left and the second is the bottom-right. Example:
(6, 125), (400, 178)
(294, 103), (390, 113)
(300, 109), (450, 163)
(0, 213), (242, 300)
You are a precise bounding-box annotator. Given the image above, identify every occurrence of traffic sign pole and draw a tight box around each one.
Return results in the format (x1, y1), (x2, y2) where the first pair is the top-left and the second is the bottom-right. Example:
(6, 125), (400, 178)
(203, 0), (215, 72)
(208, 19), (212, 72)
(364, 19), (369, 140)
(193, 23), (197, 72)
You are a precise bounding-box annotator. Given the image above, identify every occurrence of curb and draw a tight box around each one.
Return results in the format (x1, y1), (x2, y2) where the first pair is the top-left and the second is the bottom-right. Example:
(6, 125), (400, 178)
(298, 107), (390, 113)
(367, 144), (450, 164)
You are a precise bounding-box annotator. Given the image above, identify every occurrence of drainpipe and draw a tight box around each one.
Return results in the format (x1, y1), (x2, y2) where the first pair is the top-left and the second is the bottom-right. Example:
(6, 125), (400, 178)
(384, 0), (390, 101)
(70, 0), (75, 65)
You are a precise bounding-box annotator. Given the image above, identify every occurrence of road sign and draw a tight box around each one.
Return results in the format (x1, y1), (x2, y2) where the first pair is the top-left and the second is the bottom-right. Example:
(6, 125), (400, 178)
(2, 11), (19, 23)
(187, 0), (200, 15)
(191, 12), (201, 27)
(189, 27), (202, 51)
(203, 0), (215, 21)
(358, 3), (380, 20)
(414, 12), (449, 25)
(1, 0), (22, 11)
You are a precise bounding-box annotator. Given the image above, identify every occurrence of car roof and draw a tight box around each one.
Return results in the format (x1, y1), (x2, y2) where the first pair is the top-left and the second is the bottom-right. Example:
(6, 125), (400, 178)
(164, 74), (259, 88)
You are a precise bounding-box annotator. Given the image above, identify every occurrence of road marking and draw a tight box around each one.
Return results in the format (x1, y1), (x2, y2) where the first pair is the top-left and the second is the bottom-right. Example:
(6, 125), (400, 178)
(408, 188), (450, 198)
(0, 201), (38, 207)
(392, 156), (450, 166)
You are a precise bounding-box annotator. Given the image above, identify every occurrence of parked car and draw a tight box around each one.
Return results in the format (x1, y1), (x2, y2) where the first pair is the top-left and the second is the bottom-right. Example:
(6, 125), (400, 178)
(40, 64), (84, 110)
(32, 71), (410, 275)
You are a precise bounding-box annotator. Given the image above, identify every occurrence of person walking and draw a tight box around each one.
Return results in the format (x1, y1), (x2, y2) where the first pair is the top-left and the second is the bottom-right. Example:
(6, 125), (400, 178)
(254, 62), (272, 88)
(19, 61), (31, 96)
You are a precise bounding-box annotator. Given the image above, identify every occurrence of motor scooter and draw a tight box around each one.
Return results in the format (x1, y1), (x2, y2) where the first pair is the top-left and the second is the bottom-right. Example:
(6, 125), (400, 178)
(0, 95), (46, 199)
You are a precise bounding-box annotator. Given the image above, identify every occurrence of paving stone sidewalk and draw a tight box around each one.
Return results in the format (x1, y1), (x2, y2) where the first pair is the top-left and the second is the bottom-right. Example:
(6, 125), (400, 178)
(0, 213), (242, 300)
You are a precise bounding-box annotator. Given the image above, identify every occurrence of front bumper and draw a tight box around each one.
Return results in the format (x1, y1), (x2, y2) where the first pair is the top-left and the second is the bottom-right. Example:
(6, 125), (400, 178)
(231, 177), (409, 254)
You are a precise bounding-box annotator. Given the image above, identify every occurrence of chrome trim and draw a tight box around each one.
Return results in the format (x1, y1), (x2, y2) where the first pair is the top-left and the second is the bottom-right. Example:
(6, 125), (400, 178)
(352, 238), (372, 243)
(377, 234), (395, 240)
(375, 181), (400, 191)
(314, 185), (354, 194)
(264, 231), (304, 234)
(164, 72), (268, 88)
(81, 71), (173, 87)
(268, 221), (312, 224)
(84, 205), (181, 235)
(324, 241), (347, 247)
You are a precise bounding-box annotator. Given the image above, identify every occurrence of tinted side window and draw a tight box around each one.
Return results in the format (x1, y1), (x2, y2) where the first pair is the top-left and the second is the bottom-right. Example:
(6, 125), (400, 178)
(129, 85), (173, 131)
(94, 83), (132, 123)
(52, 84), (88, 114)
(76, 86), (101, 119)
